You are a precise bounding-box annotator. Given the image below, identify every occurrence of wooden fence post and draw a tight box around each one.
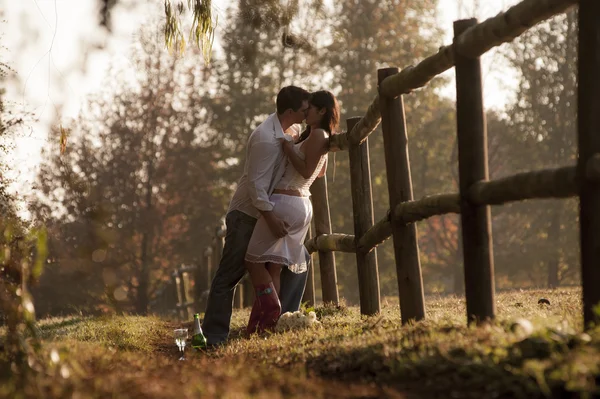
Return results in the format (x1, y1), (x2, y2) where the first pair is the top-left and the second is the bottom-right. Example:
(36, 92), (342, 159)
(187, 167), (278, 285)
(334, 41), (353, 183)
(233, 280), (243, 309)
(203, 246), (213, 289)
(194, 257), (205, 309)
(310, 173), (339, 304)
(172, 270), (185, 320)
(178, 270), (188, 320)
(180, 269), (194, 319)
(167, 274), (179, 317)
(378, 67), (425, 323)
(454, 18), (496, 323)
(578, 0), (600, 328)
(347, 116), (380, 315)
(302, 223), (316, 307)
(243, 277), (254, 308)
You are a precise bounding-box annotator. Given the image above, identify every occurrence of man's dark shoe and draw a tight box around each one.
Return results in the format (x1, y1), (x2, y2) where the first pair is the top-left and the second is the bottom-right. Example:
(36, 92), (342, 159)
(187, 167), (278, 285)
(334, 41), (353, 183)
(203, 341), (225, 352)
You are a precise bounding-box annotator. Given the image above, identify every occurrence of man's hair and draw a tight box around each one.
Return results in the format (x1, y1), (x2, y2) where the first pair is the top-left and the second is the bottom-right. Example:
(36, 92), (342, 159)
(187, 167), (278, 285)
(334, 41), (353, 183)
(276, 86), (311, 114)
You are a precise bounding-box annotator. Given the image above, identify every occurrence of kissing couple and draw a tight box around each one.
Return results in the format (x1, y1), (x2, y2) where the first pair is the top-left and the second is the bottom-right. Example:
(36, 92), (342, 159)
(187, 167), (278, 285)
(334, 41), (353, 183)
(202, 86), (340, 346)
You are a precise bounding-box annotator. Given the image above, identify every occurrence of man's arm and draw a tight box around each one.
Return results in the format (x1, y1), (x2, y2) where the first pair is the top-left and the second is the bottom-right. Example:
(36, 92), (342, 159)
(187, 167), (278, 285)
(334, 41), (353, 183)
(246, 139), (279, 212)
(246, 138), (288, 238)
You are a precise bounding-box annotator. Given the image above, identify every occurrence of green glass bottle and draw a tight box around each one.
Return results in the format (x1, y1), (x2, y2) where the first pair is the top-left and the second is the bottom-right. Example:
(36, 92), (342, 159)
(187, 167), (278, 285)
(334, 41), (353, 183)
(191, 313), (207, 350)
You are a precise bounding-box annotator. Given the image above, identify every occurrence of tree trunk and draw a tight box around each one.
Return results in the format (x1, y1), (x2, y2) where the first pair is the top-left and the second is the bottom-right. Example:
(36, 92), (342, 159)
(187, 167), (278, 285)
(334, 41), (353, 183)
(547, 203), (562, 288)
(136, 159), (154, 315)
(453, 226), (465, 295)
(137, 232), (150, 314)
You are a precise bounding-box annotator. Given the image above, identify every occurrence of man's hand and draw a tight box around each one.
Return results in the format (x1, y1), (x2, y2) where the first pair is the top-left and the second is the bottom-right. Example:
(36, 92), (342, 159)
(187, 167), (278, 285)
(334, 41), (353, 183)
(261, 211), (288, 238)
(282, 139), (294, 156)
(285, 126), (300, 141)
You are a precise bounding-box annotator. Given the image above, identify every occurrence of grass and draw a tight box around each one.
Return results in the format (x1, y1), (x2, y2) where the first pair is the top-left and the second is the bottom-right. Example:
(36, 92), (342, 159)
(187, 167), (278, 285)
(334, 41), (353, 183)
(1, 287), (599, 398)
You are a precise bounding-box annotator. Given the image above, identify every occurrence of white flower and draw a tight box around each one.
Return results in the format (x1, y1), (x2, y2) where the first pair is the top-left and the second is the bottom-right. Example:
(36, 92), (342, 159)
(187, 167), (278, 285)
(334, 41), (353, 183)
(511, 318), (534, 336)
(60, 365), (70, 379)
(50, 349), (60, 364)
(275, 311), (321, 331)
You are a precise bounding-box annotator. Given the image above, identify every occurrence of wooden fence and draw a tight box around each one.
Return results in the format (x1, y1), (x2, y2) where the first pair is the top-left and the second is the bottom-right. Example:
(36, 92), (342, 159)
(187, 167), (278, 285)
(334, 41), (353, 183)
(306, 0), (598, 327)
(156, 0), (600, 328)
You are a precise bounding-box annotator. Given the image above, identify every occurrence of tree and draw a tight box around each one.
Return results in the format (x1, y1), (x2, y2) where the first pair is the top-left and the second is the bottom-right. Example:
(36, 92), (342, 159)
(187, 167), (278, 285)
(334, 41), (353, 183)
(30, 27), (229, 316)
(499, 10), (579, 288)
(0, 22), (46, 382)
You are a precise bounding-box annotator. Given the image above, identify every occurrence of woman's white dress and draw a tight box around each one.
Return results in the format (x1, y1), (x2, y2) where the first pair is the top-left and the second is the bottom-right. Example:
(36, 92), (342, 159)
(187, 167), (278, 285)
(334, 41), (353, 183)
(245, 140), (327, 273)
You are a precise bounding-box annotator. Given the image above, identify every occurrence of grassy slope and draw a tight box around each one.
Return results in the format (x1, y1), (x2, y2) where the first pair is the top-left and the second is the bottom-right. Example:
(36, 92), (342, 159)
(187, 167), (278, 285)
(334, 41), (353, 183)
(2, 287), (599, 398)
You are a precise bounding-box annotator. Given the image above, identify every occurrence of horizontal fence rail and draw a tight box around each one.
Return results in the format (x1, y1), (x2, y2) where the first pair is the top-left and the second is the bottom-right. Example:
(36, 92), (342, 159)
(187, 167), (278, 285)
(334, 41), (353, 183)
(305, 162), (596, 255)
(304, 233), (356, 254)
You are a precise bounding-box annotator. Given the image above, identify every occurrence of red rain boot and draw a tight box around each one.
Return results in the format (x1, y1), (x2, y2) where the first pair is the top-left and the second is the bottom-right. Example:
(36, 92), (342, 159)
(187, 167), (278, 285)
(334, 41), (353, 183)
(246, 299), (262, 335)
(255, 282), (281, 332)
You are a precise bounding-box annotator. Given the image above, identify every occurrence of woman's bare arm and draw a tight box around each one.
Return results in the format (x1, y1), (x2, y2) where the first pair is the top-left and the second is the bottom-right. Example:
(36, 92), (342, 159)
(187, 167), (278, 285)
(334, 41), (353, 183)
(282, 129), (328, 179)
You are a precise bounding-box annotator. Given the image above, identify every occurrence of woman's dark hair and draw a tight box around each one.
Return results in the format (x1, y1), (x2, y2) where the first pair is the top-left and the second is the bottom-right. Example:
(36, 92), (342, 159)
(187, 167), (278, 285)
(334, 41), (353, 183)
(297, 90), (340, 143)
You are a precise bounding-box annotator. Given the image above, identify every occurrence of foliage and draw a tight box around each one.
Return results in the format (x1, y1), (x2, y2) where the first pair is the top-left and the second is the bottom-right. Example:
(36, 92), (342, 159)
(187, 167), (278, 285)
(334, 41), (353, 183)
(2, 288), (599, 398)
(497, 10), (579, 289)
(0, 25), (29, 216)
(0, 214), (49, 391)
(164, 0), (217, 61)
(28, 27), (229, 316)
(0, 20), (49, 392)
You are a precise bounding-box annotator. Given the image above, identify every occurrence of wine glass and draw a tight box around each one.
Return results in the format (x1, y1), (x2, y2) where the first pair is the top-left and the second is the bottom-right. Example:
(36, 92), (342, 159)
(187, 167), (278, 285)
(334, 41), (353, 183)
(173, 328), (188, 361)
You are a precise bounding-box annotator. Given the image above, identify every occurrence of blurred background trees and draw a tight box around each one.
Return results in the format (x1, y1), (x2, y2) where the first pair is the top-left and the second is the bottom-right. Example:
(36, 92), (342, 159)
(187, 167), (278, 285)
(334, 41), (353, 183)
(493, 9), (579, 289)
(29, 28), (229, 316)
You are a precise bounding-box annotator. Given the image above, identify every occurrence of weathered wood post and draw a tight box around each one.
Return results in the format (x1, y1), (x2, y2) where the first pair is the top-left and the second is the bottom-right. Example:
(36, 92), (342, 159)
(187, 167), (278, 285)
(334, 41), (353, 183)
(233, 279), (244, 309)
(347, 116), (380, 315)
(203, 246), (213, 290)
(242, 277), (254, 308)
(180, 268), (194, 319)
(172, 269), (185, 320)
(310, 172), (339, 304)
(578, 0), (600, 328)
(378, 67), (425, 323)
(194, 247), (212, 310)
(302, 223), (316, 306)
(167, 279), (180, 316)
(454, 18), (496, 323)
(178, 269), (189, 320)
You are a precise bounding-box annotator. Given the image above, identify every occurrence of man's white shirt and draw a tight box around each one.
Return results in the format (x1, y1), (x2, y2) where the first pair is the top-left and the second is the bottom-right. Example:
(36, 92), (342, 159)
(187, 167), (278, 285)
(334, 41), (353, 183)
(228, 113), (300, 219)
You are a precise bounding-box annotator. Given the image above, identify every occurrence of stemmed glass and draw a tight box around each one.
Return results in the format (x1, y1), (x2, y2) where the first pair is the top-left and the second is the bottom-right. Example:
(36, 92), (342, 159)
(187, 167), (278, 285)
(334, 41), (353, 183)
(174, 328), (188, 361)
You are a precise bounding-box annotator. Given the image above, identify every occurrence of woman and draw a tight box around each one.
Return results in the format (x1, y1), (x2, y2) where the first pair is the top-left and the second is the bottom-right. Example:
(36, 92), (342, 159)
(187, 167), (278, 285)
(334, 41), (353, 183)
(244, 90), (340, 333)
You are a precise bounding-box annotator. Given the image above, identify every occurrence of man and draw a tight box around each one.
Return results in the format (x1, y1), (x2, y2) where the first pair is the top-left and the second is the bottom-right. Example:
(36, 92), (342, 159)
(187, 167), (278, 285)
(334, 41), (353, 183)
(202, 86), (312, 346)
